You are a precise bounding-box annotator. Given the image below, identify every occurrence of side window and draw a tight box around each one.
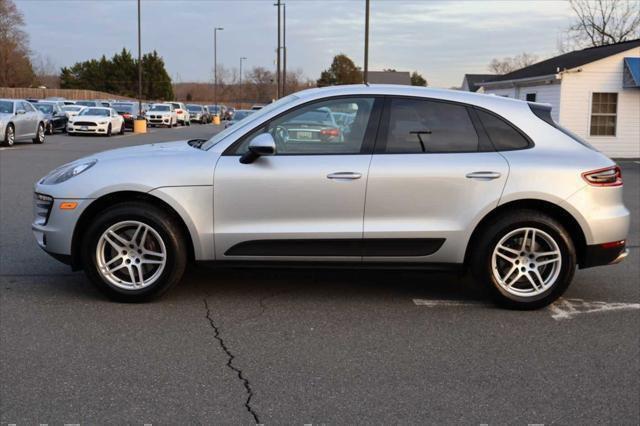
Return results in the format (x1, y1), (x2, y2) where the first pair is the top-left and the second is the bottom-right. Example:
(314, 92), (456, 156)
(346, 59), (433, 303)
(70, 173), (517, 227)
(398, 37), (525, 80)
(476, 109), (530, 150)
(233, 97), (375, 155)
(383, 98), (479, 153)
(22, 102), (35, 112)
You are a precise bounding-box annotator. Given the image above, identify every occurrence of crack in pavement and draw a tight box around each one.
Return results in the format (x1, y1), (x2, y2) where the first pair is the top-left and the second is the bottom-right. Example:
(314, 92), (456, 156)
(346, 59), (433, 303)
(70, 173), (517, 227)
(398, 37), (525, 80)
(203, 298), (260, 425)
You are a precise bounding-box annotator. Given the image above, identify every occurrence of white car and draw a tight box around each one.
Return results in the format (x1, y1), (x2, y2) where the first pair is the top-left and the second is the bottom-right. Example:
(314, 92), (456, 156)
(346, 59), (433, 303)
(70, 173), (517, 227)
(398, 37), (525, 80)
(145, 103), (177, 127)
(61, 105), (86, 119)
(170, 102), (190, 126)
(67, 107), (124, 136)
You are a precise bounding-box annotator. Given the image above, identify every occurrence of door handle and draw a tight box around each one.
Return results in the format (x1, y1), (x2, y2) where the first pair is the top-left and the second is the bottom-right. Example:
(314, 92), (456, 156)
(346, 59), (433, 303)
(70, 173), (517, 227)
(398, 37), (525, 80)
(327, 172), (362, 180)
(465, 171), (502, 180)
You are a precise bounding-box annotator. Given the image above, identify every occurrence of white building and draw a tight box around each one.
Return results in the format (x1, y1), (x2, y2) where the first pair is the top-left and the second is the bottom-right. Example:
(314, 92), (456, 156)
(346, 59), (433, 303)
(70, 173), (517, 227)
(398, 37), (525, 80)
(478, 40), (640, 158)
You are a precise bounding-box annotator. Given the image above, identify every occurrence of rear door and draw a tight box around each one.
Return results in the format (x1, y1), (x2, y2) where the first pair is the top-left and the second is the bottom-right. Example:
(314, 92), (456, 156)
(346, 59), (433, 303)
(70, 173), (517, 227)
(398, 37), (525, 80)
(363, 97), (509, 264)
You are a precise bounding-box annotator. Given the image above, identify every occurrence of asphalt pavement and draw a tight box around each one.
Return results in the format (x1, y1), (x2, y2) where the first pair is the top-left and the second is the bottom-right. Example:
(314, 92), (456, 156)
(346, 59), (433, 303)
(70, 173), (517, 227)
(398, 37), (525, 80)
(1, 126), (638, 424)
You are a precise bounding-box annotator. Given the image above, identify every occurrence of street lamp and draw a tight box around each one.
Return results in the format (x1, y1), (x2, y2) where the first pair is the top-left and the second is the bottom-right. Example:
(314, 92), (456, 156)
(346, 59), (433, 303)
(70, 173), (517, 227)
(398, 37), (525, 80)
(364, 0), (369, 84)
(214, 27), (224, 110)
(239, 56), (247, 108)
(137, 0), (142, 116)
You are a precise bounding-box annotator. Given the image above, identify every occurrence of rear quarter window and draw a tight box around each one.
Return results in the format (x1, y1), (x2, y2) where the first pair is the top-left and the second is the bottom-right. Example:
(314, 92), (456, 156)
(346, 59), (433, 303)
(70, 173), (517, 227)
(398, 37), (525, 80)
(476, 109), (531, 150)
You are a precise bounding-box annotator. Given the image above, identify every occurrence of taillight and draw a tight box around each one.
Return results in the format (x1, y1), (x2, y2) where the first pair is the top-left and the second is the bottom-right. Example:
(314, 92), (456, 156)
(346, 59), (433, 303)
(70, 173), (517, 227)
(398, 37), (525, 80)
(582, 166), (622, 187)
(320, 128), (340, 137)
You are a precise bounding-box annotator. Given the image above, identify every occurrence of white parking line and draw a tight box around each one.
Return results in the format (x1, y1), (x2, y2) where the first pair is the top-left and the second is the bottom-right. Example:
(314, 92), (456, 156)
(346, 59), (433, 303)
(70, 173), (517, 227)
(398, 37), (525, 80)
(413, 297), (640, 320)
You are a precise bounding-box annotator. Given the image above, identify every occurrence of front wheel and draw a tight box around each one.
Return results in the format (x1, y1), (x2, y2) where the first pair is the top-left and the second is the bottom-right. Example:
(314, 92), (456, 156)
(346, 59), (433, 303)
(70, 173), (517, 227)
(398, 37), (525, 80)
(81, 202), (188, 302)
(470, 210), (576, 310)
(2, 124), (15, 146)
(32, 123), (45, 144)
(106, 124), (112, 137)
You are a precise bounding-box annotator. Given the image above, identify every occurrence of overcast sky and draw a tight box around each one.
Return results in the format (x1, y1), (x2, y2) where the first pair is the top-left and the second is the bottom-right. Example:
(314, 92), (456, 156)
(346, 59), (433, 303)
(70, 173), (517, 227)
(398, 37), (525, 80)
(19, 0), (575, 88)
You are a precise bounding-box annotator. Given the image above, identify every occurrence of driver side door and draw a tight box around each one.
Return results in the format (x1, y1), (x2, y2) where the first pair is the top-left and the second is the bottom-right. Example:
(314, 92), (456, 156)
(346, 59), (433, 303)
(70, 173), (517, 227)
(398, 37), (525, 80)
(213, 96), (382, 262)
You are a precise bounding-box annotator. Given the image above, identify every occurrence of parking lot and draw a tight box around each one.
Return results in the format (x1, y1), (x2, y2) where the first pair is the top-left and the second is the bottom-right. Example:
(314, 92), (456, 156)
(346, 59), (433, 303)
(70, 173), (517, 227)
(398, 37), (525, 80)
(1, 127), (638, 424)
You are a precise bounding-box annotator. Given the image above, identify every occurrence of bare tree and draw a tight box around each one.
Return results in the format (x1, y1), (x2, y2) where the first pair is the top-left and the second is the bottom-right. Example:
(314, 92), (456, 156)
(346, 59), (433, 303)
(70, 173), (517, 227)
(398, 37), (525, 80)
(561, 0), (640, 51)
(32, 53), (59, 88)
(0, 0), (36, 86)
(488, 53), (539, 74)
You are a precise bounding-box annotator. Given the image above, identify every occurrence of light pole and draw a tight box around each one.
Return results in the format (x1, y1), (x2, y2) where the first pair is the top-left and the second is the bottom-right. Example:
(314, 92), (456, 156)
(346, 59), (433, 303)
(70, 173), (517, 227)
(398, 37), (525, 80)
(282, 3), (286, 96)
(239, 56), (247, 108)
(137, 0), (142, 116)
(214, 27), (223, 109)
(364, 0), (369, 84)
(274, 0), (282, 99)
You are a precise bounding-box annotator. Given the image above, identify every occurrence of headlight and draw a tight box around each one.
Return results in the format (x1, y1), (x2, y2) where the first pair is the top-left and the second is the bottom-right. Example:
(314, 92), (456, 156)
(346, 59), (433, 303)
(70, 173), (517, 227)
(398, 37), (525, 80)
(98, 121), (107, 125)
(40, 160), (97, 185)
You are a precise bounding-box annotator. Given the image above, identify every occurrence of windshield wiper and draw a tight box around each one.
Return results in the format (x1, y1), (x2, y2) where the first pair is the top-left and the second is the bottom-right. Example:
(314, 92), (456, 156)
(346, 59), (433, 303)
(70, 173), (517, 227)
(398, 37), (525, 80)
(187, 139), (207, 149)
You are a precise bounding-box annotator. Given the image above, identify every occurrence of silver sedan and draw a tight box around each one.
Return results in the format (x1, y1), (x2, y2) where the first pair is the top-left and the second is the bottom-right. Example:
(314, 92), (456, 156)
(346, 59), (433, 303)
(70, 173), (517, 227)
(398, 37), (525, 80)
(1, 99), (46, 146)
(32, 85), (629, 308)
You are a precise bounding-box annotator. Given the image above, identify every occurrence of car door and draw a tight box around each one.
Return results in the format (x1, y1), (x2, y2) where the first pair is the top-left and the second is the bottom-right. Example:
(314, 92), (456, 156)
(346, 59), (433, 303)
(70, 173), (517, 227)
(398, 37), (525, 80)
(363, 97), (509, 264)
(213, 96), (382, 261)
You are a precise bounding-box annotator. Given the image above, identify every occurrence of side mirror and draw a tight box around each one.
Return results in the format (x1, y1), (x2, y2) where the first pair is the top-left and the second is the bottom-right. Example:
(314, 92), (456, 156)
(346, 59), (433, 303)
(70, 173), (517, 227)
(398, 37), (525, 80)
(240, 133), (276, 164)
(16, 109), (26, 115)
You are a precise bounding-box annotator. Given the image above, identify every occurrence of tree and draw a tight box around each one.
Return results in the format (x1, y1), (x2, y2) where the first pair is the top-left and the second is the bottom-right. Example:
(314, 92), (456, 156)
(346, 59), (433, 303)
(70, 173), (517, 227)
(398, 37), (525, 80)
(317, 54), (362, 87)
(60, 49), (173, 100)
(0, 0), (36, 87)
(488, 53), (539, 74)
(410, 71), (427, 86)
(561, 0), (640, 51)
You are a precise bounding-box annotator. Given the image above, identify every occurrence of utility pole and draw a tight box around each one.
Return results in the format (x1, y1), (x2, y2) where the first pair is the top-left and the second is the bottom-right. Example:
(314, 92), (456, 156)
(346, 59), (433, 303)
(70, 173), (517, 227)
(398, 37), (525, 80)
(239, 56), (247, 108)
(364, 0), (370, 84)
(214, 27), (223, 108)
(274, 0), (281, 99)
(282, 3), (286, 96)
(137, 0), (142, 116)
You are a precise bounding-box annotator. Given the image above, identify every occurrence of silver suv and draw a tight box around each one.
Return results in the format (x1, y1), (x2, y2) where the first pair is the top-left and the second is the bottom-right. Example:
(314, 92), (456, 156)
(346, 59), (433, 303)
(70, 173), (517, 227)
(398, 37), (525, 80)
(32, 85), (629, 308)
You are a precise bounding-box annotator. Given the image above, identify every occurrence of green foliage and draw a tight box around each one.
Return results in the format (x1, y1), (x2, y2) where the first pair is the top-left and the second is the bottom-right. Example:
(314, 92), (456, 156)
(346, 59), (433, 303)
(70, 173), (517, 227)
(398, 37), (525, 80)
(410, 71), (427, 87)
(60, 48), (174, 100)
(317, 54), (362, 87)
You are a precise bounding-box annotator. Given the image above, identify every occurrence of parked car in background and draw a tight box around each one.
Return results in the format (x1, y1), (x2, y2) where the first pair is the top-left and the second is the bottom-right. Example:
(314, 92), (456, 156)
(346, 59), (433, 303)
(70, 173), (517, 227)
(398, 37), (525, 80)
(62, 105), (86, 119)
(111, 103), (138, 131)
(145, 103), (177, 127)
(170, 102), (190, 126)
(0, 98), (46, 146)
(202, 106), (212, 123)
(75, 100), (103, 108)
(31, 85), (630, 307)
(186, 104), (207, 124)
(208, 105), (221, 119)
(224, 109), (253, 128)
(33, 101), (68, 134)
(67, 107), (124, 136)
(224, 107), (235, 121)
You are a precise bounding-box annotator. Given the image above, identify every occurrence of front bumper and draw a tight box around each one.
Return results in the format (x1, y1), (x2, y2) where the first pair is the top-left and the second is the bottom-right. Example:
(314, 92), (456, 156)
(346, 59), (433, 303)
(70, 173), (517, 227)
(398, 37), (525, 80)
(67, 122), (110, 134)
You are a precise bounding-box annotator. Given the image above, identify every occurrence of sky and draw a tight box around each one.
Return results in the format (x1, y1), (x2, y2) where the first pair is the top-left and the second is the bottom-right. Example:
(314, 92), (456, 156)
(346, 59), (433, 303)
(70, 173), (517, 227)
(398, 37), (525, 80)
(18, 0), (575, 88)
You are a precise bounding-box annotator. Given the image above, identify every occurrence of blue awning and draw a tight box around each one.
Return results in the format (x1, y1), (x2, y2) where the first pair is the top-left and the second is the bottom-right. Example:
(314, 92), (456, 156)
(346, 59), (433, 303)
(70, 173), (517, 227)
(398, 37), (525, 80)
(623, 57), (640, 88)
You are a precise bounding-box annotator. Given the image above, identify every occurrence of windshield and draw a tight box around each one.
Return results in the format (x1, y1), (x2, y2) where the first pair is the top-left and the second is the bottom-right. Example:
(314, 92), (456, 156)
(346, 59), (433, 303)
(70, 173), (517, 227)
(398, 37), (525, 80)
(202, 95), (298, 150)
(113, 104), (135, 113)
(75, 101), (96, 106)
(187, 105), (202, 112)
(150, 105), (170, 112)
(80, 108), (109, 116)
(62, 106), (83, 112)
(34, 104), (54, 114)
(0, 101), (12, 114)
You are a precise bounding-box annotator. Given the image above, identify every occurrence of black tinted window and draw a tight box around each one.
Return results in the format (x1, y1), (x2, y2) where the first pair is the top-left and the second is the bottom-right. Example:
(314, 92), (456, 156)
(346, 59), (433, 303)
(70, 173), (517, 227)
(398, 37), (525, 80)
(476, 109), (530, 150)
(385, 99), (478, 153)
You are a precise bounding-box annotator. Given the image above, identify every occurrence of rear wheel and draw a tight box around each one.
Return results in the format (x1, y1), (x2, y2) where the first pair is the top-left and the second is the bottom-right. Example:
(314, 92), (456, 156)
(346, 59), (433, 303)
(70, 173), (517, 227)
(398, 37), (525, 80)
(81, 202), (188, 302)
(2, 124), (15, 147)
(32, 123), (45, 144)
(471, 210), (576, 310)
(119, 122), (125, 135)
(106, 123), (112, 137)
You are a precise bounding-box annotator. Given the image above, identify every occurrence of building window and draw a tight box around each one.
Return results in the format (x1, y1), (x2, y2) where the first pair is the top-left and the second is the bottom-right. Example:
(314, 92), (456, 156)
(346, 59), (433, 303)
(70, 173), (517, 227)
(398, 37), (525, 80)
(590, 93), (617, 136)
(526, 93), (536, 102)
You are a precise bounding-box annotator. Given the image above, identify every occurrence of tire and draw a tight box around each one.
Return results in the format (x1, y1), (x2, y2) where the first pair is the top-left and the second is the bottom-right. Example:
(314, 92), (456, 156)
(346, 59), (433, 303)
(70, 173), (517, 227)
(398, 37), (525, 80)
(470, 209), (576, 310)
(119, 122), (125, 135)
(81, 202), (188, 302)
(46, 122), (53, 135)
(106, 124), (112, 137)
(2, 124), (15, 147)
(32, 123), (45, 144)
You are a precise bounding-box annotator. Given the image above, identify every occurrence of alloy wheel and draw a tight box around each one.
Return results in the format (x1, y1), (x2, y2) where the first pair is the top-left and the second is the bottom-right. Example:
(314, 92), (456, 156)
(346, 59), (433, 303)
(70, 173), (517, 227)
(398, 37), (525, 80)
(95, 221), (167, 290)
(7, 126), (15, 146)
(491, 227), (562, 297)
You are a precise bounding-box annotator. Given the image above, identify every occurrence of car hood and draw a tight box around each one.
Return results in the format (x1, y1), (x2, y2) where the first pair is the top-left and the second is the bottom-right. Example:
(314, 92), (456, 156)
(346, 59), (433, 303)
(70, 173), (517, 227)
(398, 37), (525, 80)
(71, 115), (110, 121)
(35, 140), (217, 199)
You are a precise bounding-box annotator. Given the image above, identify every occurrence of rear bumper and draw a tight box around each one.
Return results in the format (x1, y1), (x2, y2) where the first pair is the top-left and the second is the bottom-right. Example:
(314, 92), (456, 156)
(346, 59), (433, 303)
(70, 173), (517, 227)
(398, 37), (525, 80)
(580, 243), (628, 269)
